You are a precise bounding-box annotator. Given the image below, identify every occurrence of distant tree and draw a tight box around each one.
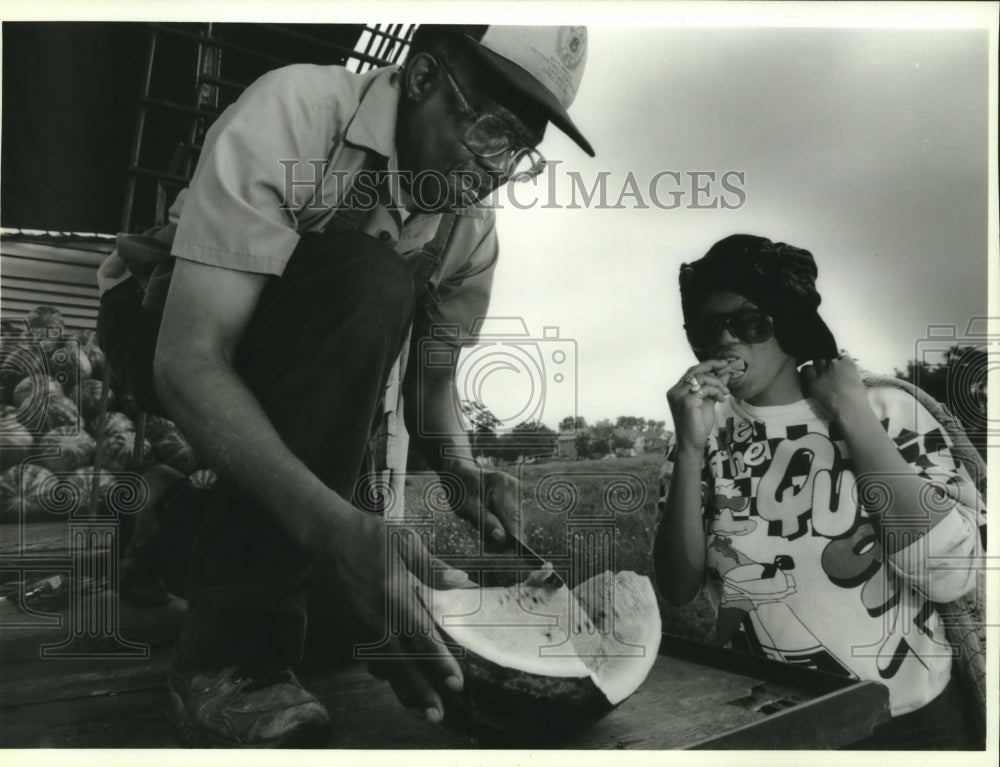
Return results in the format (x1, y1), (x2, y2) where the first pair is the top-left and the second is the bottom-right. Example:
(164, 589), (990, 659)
(611, 431), (635, 453)
(460, 400), (502, 460)
(559, 415), (588, 432)
(460, 399), (501, 433)
(894, 344), (987, 459)
(584, 420), (613, 456)
(893, 360), (947, 404)
(644, 419), (666, 433)
(574, 431), (593, 459)
(511, 419), (546, 434)
(506, 420), (558, 460)
(615, 415), (644, 431)
(470, 429), (502, 460)
(480, 420), (559, 462)
(589, 436), (610, 457)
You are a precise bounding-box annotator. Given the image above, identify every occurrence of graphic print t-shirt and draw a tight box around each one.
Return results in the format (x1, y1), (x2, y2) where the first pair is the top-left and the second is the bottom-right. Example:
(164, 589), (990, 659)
(679, 386), (983, 716)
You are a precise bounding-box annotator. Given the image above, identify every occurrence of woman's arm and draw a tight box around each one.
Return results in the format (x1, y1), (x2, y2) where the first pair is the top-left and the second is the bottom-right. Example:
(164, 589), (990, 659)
(804, 356), (983, 601)
(653, 443), (710, 606)
(652, 359), (732, 606)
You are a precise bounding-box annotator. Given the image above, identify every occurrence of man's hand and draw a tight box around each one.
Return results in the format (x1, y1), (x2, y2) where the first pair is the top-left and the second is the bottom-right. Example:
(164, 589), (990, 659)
(445, 459), (519, 552)
(326, 510), (475, 723)
(403, 332), (521, 552)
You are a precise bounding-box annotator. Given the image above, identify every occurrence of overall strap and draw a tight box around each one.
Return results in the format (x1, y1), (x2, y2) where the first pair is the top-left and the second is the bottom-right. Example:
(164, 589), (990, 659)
(408, 211), (457, 290)
(324, 148), (459, 293)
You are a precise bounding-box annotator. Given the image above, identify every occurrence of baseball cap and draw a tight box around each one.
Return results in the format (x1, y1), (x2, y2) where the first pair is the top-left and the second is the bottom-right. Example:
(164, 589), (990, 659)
(420, 25), (594, 157)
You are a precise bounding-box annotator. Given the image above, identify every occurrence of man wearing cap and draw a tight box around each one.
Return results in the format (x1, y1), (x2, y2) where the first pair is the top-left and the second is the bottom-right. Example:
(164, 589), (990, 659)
(95, 25), (593, 747)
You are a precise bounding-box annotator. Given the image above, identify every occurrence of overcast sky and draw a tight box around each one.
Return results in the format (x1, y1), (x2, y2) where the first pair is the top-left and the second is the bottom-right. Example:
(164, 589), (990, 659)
(3, 2), (995, 434)
(475, 18), (994, 431)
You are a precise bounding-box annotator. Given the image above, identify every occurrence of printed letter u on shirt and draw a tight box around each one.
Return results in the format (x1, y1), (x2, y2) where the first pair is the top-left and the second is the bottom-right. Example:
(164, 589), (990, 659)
(757, 433), (836, 539)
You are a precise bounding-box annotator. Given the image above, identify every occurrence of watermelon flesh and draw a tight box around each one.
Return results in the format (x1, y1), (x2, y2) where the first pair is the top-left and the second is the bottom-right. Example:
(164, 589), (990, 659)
(428, 570), (661, 732)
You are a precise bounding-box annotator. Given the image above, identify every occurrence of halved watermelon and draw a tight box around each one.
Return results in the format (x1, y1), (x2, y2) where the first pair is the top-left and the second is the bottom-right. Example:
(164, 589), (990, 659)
(427, 570), (660, 733)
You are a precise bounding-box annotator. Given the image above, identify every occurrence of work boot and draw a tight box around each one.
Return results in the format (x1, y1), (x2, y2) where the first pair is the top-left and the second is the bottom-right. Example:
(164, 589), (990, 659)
(166, 662), (331, 748)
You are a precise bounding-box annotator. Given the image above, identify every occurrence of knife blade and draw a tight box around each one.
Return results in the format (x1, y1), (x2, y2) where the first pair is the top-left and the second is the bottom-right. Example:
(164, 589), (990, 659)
(503, 530), (568, 589)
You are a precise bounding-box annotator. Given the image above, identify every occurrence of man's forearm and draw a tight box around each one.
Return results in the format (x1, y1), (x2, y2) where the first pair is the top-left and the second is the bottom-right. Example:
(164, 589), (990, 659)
(402, 347), (515, 545)
(404, 368), (475, 474)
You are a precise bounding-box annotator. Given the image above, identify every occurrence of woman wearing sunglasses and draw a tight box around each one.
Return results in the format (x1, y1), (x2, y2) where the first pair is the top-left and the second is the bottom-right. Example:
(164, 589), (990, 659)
(652, 234), (985, 749)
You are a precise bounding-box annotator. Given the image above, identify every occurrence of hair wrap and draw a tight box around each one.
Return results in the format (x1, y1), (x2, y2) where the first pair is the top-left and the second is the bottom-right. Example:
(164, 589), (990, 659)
(679, 234), (838, 364)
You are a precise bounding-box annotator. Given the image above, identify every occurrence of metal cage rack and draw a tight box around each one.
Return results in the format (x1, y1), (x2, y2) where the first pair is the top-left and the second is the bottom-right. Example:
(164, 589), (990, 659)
(121, 22), (416, 234)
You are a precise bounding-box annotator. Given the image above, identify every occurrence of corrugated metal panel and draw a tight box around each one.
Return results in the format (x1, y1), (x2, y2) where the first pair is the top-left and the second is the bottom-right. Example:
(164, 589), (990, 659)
(0, 236), (114, 331)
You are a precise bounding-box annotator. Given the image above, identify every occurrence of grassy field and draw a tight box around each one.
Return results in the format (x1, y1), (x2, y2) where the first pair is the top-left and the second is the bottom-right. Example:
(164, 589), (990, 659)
(402, 454), (715, 643)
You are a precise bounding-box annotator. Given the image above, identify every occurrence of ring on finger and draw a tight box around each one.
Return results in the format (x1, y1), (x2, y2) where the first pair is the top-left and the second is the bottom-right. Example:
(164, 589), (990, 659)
(686, 375), (703, 396)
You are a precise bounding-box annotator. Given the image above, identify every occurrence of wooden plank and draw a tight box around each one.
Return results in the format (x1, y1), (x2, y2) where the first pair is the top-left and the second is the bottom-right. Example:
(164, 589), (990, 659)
(0, 663), (460, 749)
(0, 522), (75, 556)
(0, 647), (174, 708)
(0, 526), (893, 746)
(0, 654), (781, 749)
(0, 594), (186, 664)
(659, 634), (857, 695)
(472, 650), (806, 749)
(0, 687), (178, 748)
(689, 681), (889, 750)
(315, 666), (478, 749)
(0, 633), (892, 749)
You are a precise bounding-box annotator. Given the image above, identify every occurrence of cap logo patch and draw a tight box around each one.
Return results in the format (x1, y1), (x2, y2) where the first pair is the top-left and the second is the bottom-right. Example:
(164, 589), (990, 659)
(558, 26), (587, 70)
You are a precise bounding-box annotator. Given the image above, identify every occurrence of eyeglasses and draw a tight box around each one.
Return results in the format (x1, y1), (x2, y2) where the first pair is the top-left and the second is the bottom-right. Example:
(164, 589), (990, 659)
(438, 61), (546, 182)
(685, 309), (775, 354)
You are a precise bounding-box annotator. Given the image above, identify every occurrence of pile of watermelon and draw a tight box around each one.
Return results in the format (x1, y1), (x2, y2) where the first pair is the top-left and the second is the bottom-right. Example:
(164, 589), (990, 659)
(0, 305), (216, 521)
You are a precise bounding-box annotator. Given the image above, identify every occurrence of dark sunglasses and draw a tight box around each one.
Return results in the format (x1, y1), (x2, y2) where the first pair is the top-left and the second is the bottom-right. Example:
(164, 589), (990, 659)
(685, 308), (775, 354)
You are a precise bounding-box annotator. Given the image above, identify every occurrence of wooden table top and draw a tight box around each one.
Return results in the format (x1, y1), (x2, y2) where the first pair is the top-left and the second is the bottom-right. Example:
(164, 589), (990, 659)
(0, 521), (890, 748)
(0, 593), (890, 749)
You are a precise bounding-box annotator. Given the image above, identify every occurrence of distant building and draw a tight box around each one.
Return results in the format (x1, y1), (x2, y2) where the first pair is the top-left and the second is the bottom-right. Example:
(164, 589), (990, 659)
(555, 426), (675, 460)
(641, 429), (673, 456)
(611, 428), (639, 457)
